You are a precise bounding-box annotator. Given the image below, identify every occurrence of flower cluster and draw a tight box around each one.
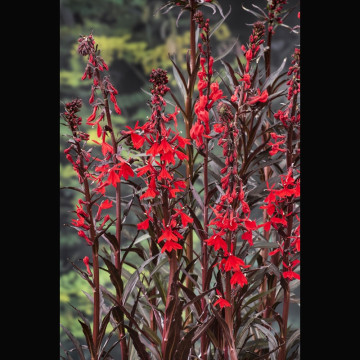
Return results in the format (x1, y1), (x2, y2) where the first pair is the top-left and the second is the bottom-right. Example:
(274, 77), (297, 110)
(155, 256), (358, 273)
(232, 22), (268, 106)
(62, 99), (90, 184)
(260, 168), (300, 280)
(206, 102), (260, 294)
(266, 0), (288, 34)
(77, 34), (135, 195)
(133, 68), (193, 253)
(274, 48), (300, 127)
(190, 11), (225, 148)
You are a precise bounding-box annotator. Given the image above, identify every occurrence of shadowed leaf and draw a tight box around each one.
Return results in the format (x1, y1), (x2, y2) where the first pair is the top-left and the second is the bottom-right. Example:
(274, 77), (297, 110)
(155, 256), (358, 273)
(123, 324), (151, 360)
(60, 324), (86, 360)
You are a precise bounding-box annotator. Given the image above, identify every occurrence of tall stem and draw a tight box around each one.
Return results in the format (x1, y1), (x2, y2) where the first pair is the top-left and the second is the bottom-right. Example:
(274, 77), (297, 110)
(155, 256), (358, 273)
(278, 119), (295, 360)
(184, 0), (196, 324)
(200, 138), (209, 358)
(259, 27), (274, 317)
(82, 170), (100, 358)
(95, 68), (128, 360)
(161, 181), (179, 357)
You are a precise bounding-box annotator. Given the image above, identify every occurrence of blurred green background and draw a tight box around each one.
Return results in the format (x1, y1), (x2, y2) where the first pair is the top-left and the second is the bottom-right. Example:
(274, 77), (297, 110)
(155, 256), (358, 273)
(60, 0), (300, 356)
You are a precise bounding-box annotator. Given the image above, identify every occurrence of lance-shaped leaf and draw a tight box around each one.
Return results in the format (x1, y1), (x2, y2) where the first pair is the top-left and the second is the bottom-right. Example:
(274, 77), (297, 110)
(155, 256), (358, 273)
(210, 304), (237, 360)
(60, 342), (75, 360)
(78, 320), (96, 359)
(122, 254), (160, 305)
(186, 205), (206, 241)
(214, 37), (238, 63)
(123, 324), (151, 360)
(68, 304), (91, 328)
(286, 329), (300, 353)
(100, 256), (124, 297)
(254, 322), (279, 360)
(189, 182), (204, 211)
(170, 54), (187, 99)
(162, 268), (182, 359)
(209, 4), (231, 38)
(262, 58), (287, 91)
(241, 4), (266, 20)
(60, 324), (86, 360)
(173, 326), (198, 360)
(221, 60), (239, 88)
(235, 313), (262, 350)
(96, 307), (114, 354)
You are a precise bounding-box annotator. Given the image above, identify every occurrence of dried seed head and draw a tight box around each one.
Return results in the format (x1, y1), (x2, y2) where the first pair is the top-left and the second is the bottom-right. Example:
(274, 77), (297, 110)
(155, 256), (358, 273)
(65, 98), (82, 113)
(77, 34), (95, 56)
(217, 102), (234, 122)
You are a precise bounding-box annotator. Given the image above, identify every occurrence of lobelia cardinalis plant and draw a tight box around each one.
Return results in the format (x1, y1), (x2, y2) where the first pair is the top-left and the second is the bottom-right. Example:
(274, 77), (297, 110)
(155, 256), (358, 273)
(60, 1), (300, 359)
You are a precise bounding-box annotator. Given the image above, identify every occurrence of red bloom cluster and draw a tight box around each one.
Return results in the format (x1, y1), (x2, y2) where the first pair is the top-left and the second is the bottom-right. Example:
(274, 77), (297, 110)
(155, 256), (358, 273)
(266, 0), (288, 34)
(240, 21), (265, 74)
(260, 168), (300, 280)
(76, 34), (135, 195)
(190, 12), (225, 148)
(204, 102), (260, 292)
(233, 22), (268, 106)
(134, 68), (193, 253)
(267, 132), (286, 156)
(274, 48), (300, 127)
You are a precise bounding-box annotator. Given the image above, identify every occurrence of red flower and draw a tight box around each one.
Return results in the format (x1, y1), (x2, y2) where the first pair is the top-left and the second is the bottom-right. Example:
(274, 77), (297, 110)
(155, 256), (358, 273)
(136, 162), (155, 177)
(205, 232), (228, 253)
(140, 177), (159, 199)
(161, 150), (176, 165)
(230, 270), (248, 288)
(283, 271), (300, 280)
(98, 214), (111, 230)
(158, 228), (178, 243)
(190, 121), (205, 147)
(83, 256), (92, 276)
(137, 218), (150, 230)
(107, 168), (121, 188)
(214, 297), (231, 308)
(208, 81), (225, 107)
(241, 231), (253, 246)
(248, 89), (268, 105)
(95, 199), (113, 220)
(158, 164), (172, 180)
(161, 240), (182, 253)
(118, 162), (134, 180)
(224, 255), (246, 272)
(146, 142), (160, 157)
(173, 207), (193, 227)
(78, 230), (93, 246)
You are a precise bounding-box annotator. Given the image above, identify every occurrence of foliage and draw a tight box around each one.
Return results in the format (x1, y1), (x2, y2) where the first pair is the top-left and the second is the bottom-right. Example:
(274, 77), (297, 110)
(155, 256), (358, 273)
(60, 0), (300, 359)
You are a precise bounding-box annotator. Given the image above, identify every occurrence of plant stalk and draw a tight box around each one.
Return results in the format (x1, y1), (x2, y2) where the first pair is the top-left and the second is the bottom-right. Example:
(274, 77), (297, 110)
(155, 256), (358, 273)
(184, 0), (197, 326)
(96, 68), (129, 360)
